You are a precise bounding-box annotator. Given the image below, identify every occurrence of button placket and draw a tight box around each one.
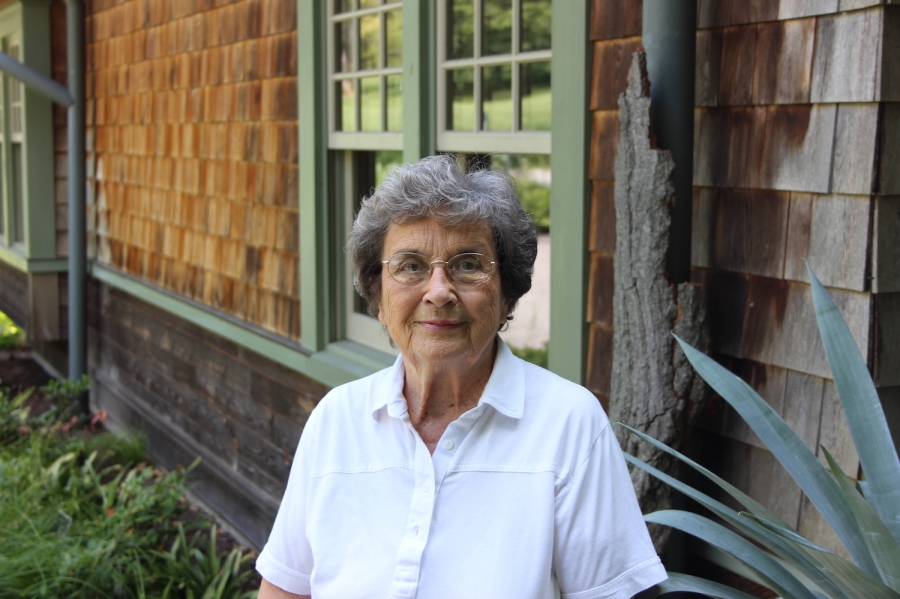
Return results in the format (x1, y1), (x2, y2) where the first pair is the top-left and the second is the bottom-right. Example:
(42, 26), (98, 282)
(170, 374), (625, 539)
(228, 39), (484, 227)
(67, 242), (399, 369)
(388, 420), (437, 599)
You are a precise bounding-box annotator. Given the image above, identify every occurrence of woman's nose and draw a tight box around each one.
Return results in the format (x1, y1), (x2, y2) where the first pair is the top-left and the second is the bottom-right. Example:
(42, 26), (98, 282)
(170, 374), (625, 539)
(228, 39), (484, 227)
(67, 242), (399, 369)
(422, 264), (458, 307)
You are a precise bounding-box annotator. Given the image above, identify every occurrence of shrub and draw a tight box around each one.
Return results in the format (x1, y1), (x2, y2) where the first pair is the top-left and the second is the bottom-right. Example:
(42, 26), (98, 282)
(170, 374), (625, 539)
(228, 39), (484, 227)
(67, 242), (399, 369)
(0, 380), (259, 598)
(622, 266), (900, 598)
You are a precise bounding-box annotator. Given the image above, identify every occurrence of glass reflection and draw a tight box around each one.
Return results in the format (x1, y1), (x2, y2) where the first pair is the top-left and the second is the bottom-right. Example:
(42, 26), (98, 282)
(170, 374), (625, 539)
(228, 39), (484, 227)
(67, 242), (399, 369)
(335, 21), (352, 72)
(337, 80), (356, 131)
(359, 0), (380, 8)
(482, 0), (512, 56)
(520, 61), (551, 130)
(482, 64), (512, 131)
(359, 13), (379, 70)
(386, 9), (402, 68)
(360, 76), (380, 131)
(448, 68), (475, 130)
(447, 0), (474, 60)
(521, 0), (552, 52)
(386, 74), (403, 131)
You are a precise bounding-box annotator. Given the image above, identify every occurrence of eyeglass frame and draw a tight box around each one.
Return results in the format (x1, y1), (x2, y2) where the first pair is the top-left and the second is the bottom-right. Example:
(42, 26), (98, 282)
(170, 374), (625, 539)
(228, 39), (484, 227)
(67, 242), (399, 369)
(381, 252), (500, 285)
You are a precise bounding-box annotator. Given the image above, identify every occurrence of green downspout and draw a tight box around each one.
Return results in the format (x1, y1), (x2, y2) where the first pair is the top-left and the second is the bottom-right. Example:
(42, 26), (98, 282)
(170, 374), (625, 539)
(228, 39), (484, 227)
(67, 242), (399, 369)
(642, 0), (696, 285)
(65, 0), (86, 398)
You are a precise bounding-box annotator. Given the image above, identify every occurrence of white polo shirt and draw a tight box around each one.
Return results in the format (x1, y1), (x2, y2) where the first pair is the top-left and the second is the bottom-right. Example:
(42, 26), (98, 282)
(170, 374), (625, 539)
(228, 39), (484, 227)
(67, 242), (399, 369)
(257, 339), (666, 598)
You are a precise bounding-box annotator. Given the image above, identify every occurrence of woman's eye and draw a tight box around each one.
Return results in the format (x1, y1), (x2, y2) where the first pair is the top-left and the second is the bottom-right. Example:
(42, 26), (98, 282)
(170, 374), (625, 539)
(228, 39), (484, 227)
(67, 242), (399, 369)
(400, 261), (425, 272)
(457, 260), (478, 271)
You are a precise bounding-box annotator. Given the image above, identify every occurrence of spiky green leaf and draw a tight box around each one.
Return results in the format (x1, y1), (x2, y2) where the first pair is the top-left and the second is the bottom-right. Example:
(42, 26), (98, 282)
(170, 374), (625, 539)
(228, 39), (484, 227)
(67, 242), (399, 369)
(808, 265), (900, 546)
(674, 335), (878, 576)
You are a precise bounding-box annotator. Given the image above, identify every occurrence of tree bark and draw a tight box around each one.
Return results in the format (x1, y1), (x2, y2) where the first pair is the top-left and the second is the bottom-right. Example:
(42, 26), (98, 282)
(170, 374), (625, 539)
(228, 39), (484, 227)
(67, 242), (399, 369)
(609, 51), (708, 552)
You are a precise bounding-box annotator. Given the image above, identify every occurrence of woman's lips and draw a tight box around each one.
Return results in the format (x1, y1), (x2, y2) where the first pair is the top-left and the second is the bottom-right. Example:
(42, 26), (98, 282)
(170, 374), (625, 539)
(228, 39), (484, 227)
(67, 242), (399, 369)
(419, 320), (464, 331)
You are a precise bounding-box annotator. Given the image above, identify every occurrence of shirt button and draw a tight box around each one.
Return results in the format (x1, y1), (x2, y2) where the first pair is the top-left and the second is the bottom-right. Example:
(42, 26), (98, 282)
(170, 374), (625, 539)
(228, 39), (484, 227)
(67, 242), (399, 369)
(443, 439), (455, 450)
(422, 481), (430, 492)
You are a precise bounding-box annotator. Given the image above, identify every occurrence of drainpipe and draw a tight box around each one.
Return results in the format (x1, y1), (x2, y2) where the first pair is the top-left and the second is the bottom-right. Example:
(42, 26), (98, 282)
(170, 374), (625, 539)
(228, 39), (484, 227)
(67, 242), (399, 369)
(642, 0), (697, 285)
(66, 0), (86, 403)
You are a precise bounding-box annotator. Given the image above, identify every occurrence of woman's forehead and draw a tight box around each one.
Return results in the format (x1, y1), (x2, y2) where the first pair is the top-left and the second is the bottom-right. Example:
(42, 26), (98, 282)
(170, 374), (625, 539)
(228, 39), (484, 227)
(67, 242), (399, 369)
(382, 217), (495, 256)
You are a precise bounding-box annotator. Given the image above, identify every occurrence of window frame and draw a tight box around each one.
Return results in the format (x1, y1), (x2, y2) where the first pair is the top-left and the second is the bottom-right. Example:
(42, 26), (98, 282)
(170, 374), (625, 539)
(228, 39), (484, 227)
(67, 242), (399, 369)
(297, 0), (589, 384)
(0, 0), (60, 274)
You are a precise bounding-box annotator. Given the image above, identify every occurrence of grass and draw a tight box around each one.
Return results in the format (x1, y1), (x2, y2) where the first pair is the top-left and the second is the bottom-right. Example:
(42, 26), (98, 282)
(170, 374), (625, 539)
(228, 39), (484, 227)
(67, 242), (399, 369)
(509, 341), (549, 369)
(0, 380), (260, 598)
(0, 310), (24, 349)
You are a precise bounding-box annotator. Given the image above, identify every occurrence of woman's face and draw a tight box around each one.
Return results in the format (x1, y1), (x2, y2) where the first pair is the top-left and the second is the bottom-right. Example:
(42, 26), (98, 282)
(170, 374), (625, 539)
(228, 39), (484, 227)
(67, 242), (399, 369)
(378, 217), (507, 370)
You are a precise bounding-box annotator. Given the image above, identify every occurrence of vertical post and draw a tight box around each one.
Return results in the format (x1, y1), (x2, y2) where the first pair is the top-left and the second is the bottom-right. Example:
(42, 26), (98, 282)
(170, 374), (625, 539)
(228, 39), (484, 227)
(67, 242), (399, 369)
(66, 0), (86, 400)
(642, 0), (696, 285)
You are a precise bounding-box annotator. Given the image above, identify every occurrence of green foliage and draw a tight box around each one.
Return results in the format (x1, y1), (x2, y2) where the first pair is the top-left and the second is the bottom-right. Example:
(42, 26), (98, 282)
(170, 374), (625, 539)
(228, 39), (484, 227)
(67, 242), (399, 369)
(622, 266), (900, 598)
(0, 381), (259, 598)
(0, 310), (25, 349)
(509, 341), (549, 369)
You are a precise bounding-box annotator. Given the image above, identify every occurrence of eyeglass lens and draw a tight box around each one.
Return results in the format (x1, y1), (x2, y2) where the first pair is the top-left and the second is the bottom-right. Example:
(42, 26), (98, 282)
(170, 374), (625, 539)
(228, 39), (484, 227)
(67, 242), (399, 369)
(386, 253), (494, 284)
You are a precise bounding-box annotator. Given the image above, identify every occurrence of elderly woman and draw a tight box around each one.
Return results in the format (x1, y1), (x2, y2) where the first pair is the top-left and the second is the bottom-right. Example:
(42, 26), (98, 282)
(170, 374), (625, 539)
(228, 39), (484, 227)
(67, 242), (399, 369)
(256, 155), (666, 599)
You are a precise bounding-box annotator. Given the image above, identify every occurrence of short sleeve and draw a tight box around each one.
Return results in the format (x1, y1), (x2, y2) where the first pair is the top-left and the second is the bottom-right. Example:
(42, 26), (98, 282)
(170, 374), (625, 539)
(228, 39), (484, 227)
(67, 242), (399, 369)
(256, 417), (318, 595)
(553, 423), (667, 599)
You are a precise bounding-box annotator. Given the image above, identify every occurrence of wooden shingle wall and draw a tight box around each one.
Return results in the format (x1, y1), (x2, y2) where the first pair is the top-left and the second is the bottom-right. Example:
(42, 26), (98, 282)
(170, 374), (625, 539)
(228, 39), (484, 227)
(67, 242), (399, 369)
(85, 0), (300, 341)
(590, 0), (900, 556)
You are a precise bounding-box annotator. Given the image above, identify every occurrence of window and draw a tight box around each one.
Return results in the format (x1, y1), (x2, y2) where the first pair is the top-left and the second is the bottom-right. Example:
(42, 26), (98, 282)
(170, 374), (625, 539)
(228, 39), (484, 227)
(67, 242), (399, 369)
(437, 0), (552, 153)
(0, 1), (57, 268)
(299, 0), (590, 382)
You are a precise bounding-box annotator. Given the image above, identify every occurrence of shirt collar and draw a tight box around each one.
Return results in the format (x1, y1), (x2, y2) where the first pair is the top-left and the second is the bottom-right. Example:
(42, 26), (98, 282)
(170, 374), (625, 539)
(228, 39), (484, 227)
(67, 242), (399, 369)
(370, 337), (525, 421)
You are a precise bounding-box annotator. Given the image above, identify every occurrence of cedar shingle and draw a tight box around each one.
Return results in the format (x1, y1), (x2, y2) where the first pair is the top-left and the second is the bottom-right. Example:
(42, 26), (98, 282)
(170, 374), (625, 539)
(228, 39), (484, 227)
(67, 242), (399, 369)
(832, 103), (878, 195)
(694, 106), (767, 189)
(698, 0), (779, 28)
(718, 25), (757, 106)
(811, 9), (882, 102)
(589, 110), (619, 182)
(591, 0), (642, 41)
(712, 188), (789, 278)
(589, 181), (616, 253)
(807, 194), (872, 292)
(590, 37), (642, 111)
(778, 0), (839, 20)
(760, 104), (836, 193)
(587, 253), (614, 326)
(752, 18), (815, 104)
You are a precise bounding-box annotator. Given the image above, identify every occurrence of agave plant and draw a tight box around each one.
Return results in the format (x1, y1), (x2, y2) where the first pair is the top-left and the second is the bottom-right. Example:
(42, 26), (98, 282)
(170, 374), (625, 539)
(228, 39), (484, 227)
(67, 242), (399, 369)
(621, 266), (900, 599)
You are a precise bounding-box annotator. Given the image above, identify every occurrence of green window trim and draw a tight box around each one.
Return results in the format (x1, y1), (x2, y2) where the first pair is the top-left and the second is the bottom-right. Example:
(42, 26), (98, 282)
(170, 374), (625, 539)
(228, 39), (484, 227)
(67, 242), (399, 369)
(0, 243), (67, 272)
(0, 0), (56, 263)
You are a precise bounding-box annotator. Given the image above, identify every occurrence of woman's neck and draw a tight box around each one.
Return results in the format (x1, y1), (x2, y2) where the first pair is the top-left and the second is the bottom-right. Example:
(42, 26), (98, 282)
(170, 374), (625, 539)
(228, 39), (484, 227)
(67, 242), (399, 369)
(402, 340), (497, 449)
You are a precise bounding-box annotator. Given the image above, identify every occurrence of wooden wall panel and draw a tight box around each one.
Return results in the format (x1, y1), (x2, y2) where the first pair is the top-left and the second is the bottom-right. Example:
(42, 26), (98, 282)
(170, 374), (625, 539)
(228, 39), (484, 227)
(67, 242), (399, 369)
(52, 0), (69, 258)
(88, 280), (327, 546)
(87, 0), (300, 341)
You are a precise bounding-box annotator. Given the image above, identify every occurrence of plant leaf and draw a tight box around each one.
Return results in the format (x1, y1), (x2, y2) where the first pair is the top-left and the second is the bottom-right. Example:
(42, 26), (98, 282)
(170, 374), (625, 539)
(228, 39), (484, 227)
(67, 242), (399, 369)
(618, 424), (790, 527)
(743, 511), (900, 599)
(822, 445), (900, 591)
(623, 452), (854, 599)
(653, 572), (761, 598)
(674, 334), (879, 576)
(645, 510), (816, 599)
(808, 264), (900, 546)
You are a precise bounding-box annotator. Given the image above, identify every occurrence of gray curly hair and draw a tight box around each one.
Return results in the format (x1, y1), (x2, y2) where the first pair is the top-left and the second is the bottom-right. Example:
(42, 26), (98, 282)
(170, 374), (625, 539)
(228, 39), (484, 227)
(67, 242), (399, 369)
(346, 154), (538, 320)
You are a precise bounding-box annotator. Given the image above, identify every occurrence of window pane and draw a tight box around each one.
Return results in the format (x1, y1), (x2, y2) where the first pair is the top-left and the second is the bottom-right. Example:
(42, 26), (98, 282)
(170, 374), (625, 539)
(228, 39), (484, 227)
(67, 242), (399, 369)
(447, 68), (474, 131)
(447, 0), (474, 60)
(482, 0), (512, 56)
(375, 150), (404, 186)
(482, 64), (512, 131)
(385, 9), (402, 68)
(12, 143), (24, 243)
(386, 74), (403, 131)
(0, 146), (4, 236)
(359, 0), (380, 7)
(359, 13), (379, 70)
(520, 61), (551, 131)
(360, 76), (380, 131)
(334, 0), (353, 14)
(335, 21), (352, 72)
(521, 0), (551, 52)
(337, 80), (356, 131)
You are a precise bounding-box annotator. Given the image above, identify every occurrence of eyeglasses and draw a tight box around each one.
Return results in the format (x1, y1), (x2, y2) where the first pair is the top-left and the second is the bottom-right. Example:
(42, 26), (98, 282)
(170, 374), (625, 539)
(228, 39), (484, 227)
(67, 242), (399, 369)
(382, 252), (498, 285)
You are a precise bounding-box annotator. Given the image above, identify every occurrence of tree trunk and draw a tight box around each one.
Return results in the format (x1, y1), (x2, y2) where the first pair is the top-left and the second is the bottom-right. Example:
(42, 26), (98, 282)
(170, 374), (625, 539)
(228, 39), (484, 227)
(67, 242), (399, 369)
(609, 51), (708, 552)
